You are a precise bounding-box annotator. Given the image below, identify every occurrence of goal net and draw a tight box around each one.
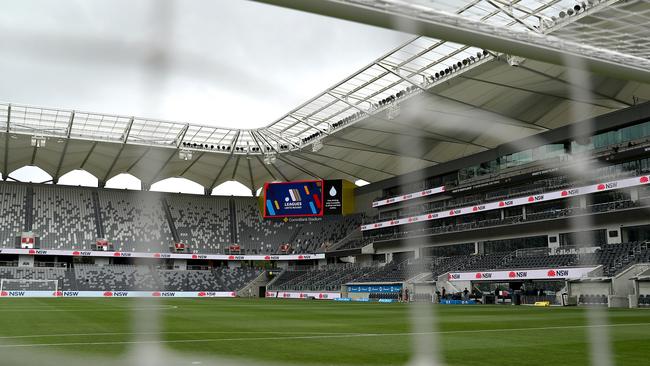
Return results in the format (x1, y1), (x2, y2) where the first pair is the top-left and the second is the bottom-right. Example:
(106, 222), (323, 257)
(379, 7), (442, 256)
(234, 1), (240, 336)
(0, 279), (59, 292)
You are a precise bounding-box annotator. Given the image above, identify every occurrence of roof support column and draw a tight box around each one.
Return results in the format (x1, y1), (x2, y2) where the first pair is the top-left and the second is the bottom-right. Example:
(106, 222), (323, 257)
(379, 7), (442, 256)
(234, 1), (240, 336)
(3, 104), (10, 180)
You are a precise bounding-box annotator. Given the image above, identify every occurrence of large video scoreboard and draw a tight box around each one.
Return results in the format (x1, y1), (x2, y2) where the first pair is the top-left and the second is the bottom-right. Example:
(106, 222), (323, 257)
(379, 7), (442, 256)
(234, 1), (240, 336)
(262, 179), (354, 218)
(263, 180), (324, 218)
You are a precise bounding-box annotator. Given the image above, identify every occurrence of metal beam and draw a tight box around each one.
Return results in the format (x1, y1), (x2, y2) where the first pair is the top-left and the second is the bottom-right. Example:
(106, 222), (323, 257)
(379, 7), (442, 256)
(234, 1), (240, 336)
(79, 141), (98, 171)
(255, 155), (278, 181)
(29, 143), (38, 166)
(486, 0), (540, 33)
(277, 155), (321, 179)
(126, 147), (152, 173)
(175, 124), (190, 148)
(102, 117), (135, 182)
(231, 156), (241, 180)
(458, 74), (628, 110)
(427, 89), (550, 132)
(261, 128), (299, 149)
(345, 124), (490, 150)
(290, 152), (364, 181)
(378, 59), (548, 133)
(263, 35), (420, 133)
(208, 129), (240, 189)
(122, 117), (135, 143)
(253, 0), (650, 82)
(375, 62), (424, 91)
(302, 150), (395, 177)
(3, 104), (10, 178)
(327, 135), (439, 163)
(270, 161), (290, 181)
(149, 149), (179, 185)
(179, 151), (206, 177)
(516, 64), (633, 107)
(327, 91), (490, 150)
(249, 130), (266, 154)
(286, 114), (330, 135)
(208, 157), (232, 190)
(230, 130), (241, 151)
(253, 133), (290, 182)
(247, 158), (256, 196)
(53, 111), (75, 181)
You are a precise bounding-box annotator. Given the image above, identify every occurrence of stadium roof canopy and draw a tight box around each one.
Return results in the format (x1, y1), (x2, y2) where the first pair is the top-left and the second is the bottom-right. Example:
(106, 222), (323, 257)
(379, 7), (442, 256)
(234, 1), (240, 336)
(1, 0), (649, 193)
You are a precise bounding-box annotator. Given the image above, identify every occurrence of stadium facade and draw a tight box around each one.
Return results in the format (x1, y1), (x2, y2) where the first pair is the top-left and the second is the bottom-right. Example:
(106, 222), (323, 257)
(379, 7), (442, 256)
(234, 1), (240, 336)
(1, 102), (649, 306)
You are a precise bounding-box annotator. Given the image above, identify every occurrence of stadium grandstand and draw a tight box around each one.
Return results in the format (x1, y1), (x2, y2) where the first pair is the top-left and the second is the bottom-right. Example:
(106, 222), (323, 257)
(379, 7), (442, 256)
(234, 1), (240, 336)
(1, 0), (650, 365)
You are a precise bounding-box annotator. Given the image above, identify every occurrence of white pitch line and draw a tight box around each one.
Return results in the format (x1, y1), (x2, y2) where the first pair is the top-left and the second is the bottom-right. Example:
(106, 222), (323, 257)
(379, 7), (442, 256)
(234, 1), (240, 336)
(0, 305), (178, 312)
(0, 323), (649, 349)
(0, 331), (365, 340)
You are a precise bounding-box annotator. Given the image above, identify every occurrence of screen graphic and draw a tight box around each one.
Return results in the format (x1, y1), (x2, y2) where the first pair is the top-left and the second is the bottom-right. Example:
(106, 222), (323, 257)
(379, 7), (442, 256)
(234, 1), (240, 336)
(263, 180), (324, 218)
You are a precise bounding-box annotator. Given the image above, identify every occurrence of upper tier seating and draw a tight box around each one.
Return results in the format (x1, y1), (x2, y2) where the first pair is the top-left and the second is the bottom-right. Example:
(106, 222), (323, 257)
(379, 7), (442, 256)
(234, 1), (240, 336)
(32, 185), (97, 250)
(233, 197), (301, 254)
(99, 190), (174, 252)
(293, 214), (362, 253)
(166, 194), (231, 253)
(0, 183), (26, 247)
(502, 253), (577, 269)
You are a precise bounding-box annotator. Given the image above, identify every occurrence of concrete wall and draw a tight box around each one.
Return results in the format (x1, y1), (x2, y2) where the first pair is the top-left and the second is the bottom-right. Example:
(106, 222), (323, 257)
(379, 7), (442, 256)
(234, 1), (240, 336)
(95, 257), (110, 266)
(612, 263), (650, 297)
(18, 255), (34, 267)
(173, 259), (187, 270)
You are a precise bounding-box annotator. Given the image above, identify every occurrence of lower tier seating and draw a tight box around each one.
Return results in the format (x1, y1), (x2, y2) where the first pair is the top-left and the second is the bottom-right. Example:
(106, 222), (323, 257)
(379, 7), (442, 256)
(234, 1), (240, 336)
(0, 265), (262, 292)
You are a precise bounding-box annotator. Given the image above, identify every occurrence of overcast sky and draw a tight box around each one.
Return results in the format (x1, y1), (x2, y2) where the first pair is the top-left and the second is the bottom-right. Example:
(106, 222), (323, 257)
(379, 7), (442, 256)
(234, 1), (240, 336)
(0, 0), (410, 194)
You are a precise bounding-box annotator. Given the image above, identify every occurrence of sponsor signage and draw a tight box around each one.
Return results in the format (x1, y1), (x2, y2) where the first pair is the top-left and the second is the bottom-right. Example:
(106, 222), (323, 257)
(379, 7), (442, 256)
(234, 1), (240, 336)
(377, 299), (397, 303)
(334, 297), (352, 302)
(265, 291), (340, 300)
(0, 248), (325, 261)
(323, 180), (343, 215)
(446, 267), (597, 281)
(361, 175), (650, 231)
(440, 299), (476, 305)
(347, 285), (402, 293)
(372, 185), (445, 208)
(0, 291), (237, 298)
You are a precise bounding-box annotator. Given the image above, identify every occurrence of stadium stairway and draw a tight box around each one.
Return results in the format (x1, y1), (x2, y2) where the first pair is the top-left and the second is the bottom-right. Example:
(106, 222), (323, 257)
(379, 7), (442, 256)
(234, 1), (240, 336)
(25, 186), (33, 232)
(237, 270), (270, 297)
(162, 198), (180, 244)
(91, 190), (104, 239)
(611, 263), (650, 302)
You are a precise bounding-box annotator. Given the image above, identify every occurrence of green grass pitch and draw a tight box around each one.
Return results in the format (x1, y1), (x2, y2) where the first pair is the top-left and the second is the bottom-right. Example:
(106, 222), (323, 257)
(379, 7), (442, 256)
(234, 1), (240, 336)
(0, 298), (648, 365)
